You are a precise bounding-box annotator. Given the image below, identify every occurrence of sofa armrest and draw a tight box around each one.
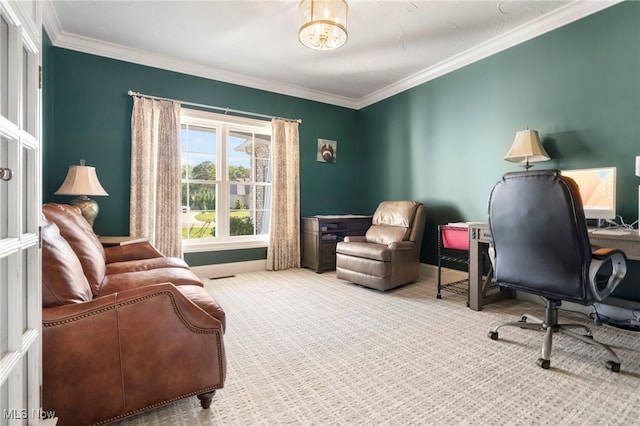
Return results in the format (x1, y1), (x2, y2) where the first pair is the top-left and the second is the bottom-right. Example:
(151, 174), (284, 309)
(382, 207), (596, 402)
(43, 283), (226, 425)
(104, 240), (165, 264)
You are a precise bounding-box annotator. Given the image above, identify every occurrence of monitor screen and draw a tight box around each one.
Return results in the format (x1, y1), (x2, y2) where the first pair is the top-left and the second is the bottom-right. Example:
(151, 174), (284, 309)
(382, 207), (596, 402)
(560, 167), (617, 220)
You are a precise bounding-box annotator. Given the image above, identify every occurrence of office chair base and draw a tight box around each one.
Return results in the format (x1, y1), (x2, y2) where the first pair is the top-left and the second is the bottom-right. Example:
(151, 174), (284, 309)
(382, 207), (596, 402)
(488, 300), (621, 372)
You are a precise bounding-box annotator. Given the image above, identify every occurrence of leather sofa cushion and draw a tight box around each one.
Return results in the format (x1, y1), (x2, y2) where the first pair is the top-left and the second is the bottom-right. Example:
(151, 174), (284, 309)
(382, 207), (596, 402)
(42, 218), (93, 307)
(336, 241), (391, 262)
(43, 204), (106, 296)
(99, 268), (204, 296)
(106, 257), (190, 275)
(176, 285), (227, 331)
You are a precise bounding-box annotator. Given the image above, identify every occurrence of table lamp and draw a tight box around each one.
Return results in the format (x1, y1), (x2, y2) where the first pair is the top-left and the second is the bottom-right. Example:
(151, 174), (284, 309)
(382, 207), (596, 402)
(55, 160), (108, 226)
(504, 129), (550, 170)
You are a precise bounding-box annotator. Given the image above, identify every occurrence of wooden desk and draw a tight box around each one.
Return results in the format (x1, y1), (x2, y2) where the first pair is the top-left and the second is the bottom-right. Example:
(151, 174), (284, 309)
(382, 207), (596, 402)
(301, 215), (372, 272)
(588, 230), (640, 261)
(468, 224), (640, 311)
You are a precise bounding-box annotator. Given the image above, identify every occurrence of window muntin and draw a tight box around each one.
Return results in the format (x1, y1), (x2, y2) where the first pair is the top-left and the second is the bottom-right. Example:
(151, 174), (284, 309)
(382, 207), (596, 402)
(181, 110), (271, 249)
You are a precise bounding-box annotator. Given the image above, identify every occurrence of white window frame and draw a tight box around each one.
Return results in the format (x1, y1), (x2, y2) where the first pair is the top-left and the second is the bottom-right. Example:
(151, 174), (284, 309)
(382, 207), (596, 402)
(181, 108), (271, 253)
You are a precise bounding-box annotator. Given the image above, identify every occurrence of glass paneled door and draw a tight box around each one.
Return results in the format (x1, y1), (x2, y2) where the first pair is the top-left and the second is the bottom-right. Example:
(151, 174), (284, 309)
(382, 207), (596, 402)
(0, 0), (42, 424)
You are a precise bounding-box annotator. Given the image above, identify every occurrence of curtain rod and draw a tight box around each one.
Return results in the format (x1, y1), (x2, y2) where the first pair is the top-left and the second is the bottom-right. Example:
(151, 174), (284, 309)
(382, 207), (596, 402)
(127, 90), (302, 124)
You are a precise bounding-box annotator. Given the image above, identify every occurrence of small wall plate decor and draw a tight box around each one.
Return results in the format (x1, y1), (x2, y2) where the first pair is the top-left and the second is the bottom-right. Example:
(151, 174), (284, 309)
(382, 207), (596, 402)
(317, 139), (337, 163)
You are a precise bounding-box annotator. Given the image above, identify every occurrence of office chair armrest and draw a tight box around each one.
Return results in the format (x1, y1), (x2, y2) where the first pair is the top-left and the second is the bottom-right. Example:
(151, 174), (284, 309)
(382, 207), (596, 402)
(588, 248), (627, 302)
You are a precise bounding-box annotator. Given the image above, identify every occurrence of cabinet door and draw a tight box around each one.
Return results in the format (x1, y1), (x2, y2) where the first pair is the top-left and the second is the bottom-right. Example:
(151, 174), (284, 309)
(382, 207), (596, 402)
(0, 0), (42, 421)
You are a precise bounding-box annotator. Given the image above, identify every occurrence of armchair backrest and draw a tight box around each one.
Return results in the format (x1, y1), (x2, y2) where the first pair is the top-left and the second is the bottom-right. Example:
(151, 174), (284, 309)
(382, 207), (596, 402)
(366, 201), (426, 247)
(488, 170), (593, 303)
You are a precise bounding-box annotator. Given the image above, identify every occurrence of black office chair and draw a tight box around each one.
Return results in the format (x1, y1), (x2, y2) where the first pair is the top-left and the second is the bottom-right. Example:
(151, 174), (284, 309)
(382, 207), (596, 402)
(487, 170), (627, 371)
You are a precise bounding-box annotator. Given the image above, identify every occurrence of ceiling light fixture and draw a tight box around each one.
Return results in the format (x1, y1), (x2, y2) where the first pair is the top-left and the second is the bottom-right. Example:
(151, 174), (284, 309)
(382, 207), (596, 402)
(298, 0), (348, 51)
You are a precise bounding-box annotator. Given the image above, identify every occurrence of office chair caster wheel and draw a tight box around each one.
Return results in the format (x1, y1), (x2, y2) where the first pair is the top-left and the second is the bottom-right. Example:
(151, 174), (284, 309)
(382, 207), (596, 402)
(605, 361), (620, 372)
(437, 294), (442, 299)
(536, 358), (550, 369)
(488, 331), (498, 340)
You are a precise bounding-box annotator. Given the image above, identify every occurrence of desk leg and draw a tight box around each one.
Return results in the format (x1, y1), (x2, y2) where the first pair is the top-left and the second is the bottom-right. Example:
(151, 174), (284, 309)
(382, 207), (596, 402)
(469, 232), (484, 311)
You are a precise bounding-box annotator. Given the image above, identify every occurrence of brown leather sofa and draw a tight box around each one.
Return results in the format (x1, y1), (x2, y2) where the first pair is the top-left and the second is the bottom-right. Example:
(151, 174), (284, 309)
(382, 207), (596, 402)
(335, 201), (427, 291)
(41, 203), (226, 425)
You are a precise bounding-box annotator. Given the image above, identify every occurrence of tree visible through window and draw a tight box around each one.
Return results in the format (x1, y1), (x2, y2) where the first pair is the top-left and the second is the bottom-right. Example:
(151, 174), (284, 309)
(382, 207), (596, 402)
(181, 109), (271, 245)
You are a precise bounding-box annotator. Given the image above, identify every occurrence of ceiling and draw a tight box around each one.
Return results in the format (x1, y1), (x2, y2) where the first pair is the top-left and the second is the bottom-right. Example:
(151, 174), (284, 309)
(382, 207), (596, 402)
(43, 1), (619, 109)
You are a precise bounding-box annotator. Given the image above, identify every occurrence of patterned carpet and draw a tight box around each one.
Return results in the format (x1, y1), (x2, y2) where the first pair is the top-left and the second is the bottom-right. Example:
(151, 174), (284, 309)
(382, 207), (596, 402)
(114, 267), (640, 425)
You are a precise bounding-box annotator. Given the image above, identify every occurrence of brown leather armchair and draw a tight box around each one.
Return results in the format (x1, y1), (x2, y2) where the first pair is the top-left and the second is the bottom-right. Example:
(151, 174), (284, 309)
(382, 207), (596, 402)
(335, 201), (427, 291)
(41, 203), (226, 425)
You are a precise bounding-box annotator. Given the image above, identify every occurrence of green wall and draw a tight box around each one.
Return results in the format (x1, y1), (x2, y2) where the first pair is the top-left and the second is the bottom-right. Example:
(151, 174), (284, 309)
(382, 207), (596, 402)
(359, 1), (640, 264)
(43, 45), (361, 265)
(44, 2), (639, 270)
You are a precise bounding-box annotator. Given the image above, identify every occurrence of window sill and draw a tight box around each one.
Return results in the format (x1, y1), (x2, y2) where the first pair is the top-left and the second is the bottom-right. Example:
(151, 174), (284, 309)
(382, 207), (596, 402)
(182, 236), (269, 253)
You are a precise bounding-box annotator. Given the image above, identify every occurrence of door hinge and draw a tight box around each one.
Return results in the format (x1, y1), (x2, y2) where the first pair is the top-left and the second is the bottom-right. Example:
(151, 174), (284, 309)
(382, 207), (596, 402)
(38, 225), (42, 249)
(38, 65), (42, 89)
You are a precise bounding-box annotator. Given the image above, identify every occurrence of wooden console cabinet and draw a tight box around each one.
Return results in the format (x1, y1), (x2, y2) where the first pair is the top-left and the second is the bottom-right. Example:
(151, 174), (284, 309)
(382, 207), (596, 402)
(301, 215), (373, 272)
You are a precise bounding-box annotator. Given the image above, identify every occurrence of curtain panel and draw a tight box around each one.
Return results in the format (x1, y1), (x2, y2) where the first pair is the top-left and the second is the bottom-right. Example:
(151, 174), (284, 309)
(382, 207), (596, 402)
(130, 96), (182, 258)
(267, 119), (300, 270)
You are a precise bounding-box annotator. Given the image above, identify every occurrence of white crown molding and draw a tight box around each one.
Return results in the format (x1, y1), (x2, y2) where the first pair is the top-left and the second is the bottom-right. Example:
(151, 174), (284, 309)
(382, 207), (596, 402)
(43, 0), (621, 111)
(42, 0), (62, 44)
(41, 1), (358, 109)
(356, 0), (622, 109)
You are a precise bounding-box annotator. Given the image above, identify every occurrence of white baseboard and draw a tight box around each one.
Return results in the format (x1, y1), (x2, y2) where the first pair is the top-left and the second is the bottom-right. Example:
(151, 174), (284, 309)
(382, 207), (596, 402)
(191, 259), (266, 279)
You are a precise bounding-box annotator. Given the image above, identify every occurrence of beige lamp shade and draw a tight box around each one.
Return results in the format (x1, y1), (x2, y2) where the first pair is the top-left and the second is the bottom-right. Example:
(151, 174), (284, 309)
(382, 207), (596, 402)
(55, 164), (108, 226)
(55, 165), (108, 196)
(504, 129), (550, 170)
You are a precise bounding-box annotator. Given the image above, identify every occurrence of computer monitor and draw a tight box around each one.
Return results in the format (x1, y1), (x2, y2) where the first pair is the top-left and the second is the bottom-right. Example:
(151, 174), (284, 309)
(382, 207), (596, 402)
(560, 167), (617, 220)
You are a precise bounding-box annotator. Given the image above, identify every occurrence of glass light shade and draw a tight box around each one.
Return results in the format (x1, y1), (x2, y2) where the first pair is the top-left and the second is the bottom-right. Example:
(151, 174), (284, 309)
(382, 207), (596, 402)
(299, 0), (348, 51)
(504, 129), (550, 169)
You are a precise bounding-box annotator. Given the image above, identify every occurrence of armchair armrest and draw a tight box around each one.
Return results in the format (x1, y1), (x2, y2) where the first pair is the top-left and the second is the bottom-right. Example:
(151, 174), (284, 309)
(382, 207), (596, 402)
(588, 248), (627, 302)
(388, 241), (416, 251)
(104, 240), (164, 264)
(343, 235), (366, 243)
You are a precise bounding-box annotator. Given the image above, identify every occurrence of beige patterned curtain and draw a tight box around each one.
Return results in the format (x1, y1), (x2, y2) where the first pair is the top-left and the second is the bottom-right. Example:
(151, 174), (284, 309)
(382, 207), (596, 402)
(130, 96), (182, 258)
(267, 119), (300, 270)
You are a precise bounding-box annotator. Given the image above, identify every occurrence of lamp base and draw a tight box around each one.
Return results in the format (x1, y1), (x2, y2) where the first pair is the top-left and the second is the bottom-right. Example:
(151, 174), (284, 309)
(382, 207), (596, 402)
(70, 195), (99, 226)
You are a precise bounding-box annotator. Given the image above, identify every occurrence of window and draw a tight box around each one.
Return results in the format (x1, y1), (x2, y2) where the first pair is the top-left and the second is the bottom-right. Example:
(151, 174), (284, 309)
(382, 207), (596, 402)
(181, 109), (272, 251)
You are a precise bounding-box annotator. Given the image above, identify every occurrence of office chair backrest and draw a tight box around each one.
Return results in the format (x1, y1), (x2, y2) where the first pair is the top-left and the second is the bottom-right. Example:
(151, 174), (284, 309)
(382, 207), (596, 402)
(488, 170), (592, 303)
